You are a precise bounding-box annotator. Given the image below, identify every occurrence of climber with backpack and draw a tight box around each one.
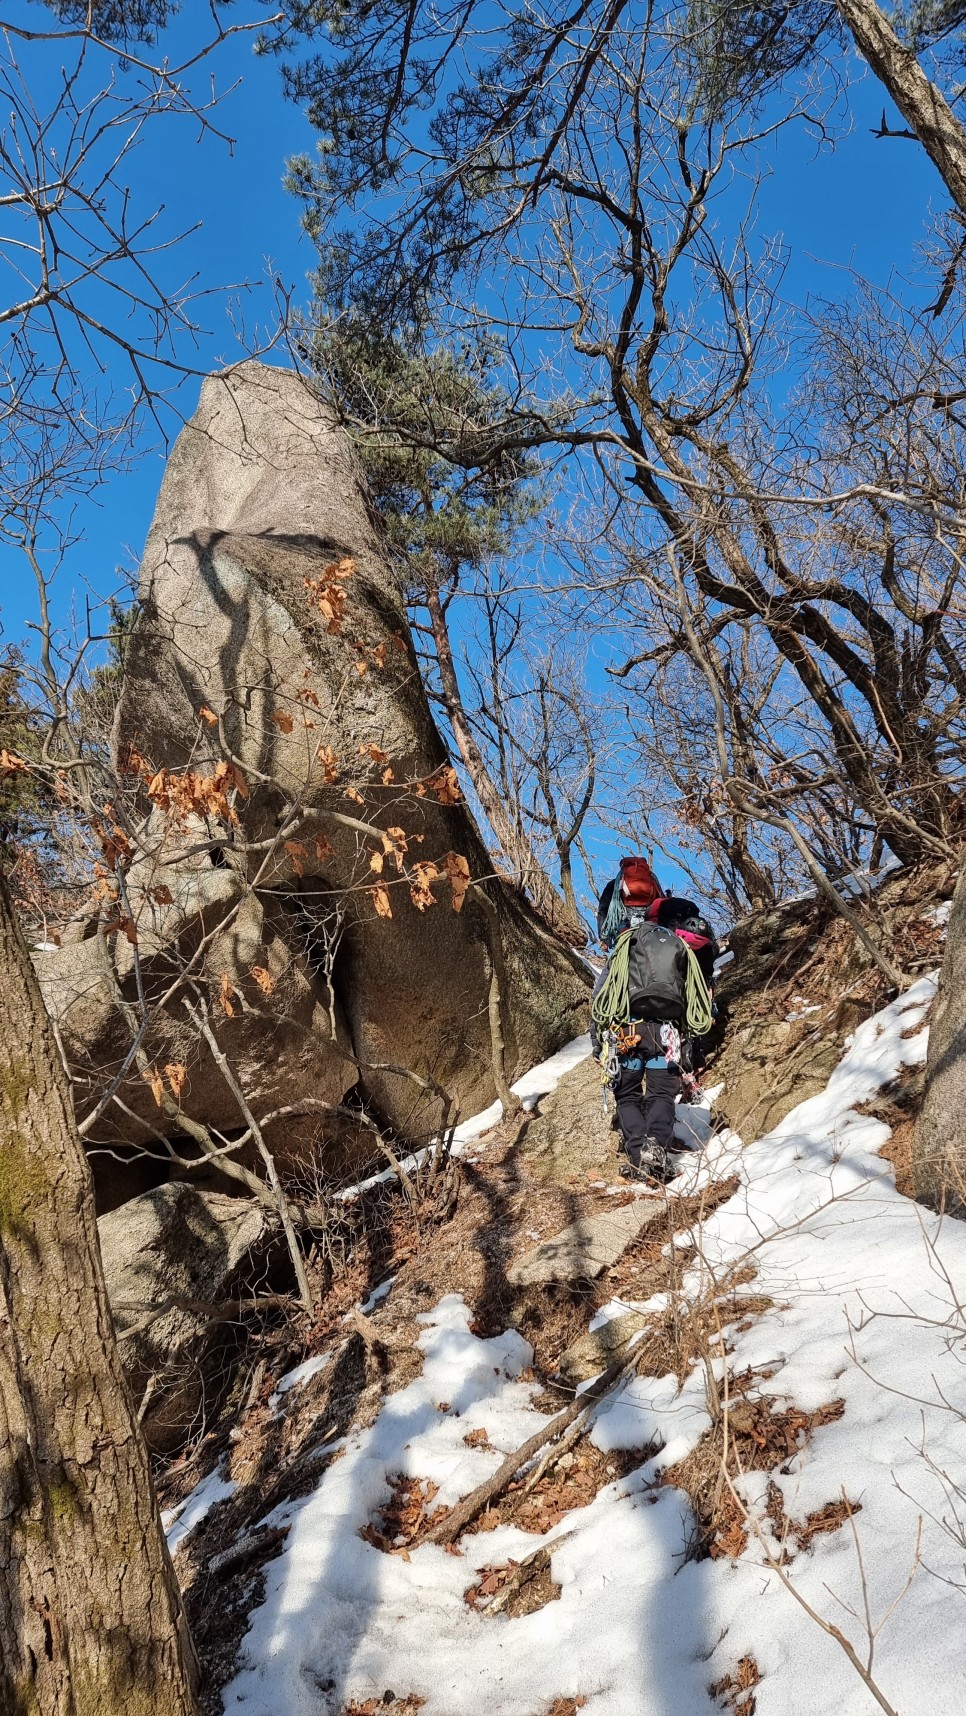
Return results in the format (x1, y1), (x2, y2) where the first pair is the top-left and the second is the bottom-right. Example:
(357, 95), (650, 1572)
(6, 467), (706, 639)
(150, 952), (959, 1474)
(591, 856), (719, 1184)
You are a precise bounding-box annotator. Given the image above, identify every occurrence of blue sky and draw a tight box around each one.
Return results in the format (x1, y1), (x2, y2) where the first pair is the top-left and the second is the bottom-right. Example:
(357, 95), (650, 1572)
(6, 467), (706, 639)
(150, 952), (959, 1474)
(0, 6), (318, 644)
(0, 9), (950, 905)
(0, 12), (944, 657)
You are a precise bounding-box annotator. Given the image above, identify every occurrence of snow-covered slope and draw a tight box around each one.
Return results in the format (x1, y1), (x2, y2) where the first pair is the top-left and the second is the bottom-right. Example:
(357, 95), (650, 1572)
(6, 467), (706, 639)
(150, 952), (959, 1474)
(210, 976), (966, 1716)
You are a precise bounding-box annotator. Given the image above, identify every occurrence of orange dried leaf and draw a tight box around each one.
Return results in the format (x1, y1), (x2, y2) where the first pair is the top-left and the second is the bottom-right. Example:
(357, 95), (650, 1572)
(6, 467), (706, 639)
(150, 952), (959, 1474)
(198, 705), (219, 727)
(143, 1065), (165, 1108)
(227, 761), (249, 800)
(164, 1062), (187, 1100)
(151, 885), (174, 906)
(369, 884), (393, 919)
(429, 766), (461, 806)
(318, 745), (340, 784)
(381, 766), (395, 784)
(369, 850), (385, 874)
(251, 965), (275, 996)
(346, 787), (365, 806)
(314, 835), (334, 861)
(217, 972), (238, 1018)
(443, 852), (472, 912)
(284, 840), (307, 878)
(269, 709), (295, 734)
(410, 859), (440, 912)
(0, 748), (28, 778)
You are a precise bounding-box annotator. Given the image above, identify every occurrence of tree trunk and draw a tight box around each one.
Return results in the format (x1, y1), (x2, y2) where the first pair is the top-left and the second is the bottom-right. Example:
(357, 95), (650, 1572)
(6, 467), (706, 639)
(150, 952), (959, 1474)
(425, 582), (589, 944)
(0, 873), (200, 1716)
(836, 0), (966, 216)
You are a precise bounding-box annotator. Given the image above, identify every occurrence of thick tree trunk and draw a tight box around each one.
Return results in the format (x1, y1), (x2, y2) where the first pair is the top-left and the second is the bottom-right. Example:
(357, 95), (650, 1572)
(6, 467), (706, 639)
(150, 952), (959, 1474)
(425, 582), (589, 945)
(836, 0), (966, 216)
(0, 873), (199, 1716)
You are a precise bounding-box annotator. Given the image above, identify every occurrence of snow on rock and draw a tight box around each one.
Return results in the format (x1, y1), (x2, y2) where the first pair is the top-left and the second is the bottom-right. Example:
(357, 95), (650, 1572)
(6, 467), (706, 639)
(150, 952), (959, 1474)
(224, 974), (966, 1716)
(338, 1036), (594, 1199)
(453, 1032), (593, 1147)
(269, 1353), (331, 1412)
(163, 1462), (238, 1556)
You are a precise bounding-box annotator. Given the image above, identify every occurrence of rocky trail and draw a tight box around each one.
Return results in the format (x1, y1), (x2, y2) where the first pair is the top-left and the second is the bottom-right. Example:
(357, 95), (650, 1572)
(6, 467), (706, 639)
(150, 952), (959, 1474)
(151, 876), (966, 1716)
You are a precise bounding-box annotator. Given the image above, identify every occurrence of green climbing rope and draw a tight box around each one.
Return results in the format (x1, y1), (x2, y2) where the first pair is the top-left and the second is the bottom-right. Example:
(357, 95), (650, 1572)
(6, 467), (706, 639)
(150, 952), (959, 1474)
(591, 930), (714, 1037)
(683, 945), (714, 1036)
(591, 929), (632, 1033)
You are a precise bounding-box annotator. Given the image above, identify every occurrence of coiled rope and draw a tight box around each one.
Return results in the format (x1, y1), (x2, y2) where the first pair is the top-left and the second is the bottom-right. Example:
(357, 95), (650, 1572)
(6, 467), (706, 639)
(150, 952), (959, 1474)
(683, 946), (714, 1036)
(591, 930), (632, 1033)
(592, 931), (714, 1038)
(600, 883), (629, 947)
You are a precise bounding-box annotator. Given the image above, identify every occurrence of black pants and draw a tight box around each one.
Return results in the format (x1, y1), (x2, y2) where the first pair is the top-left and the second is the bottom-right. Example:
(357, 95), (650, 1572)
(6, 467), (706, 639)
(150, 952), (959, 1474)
(614, 1022), (681, 1159)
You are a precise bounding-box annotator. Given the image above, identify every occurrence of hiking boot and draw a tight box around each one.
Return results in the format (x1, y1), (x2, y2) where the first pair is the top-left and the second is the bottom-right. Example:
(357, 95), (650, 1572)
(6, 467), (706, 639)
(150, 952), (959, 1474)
(619, 1159), (664, 1185)
(621, 1139), (672, 1183)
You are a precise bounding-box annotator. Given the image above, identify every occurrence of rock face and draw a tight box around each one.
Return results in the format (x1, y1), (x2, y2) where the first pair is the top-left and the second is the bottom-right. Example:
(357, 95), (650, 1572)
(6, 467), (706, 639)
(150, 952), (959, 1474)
(98, 1183), (272, 1451)
(914, 865), (966, 1209)
(557, 1311), (651, 1384)
(44, 362), (587, 1203)
(507, 1200), (665, 1286)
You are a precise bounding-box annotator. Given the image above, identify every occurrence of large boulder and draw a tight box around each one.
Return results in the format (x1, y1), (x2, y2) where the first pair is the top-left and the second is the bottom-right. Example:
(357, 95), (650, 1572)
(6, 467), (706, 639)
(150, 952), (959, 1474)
(35, 864), (359, 1207)
(54, 361), (587, 1200)
(98, 1182), (273, 1451)
(914, 864), (966, 1210)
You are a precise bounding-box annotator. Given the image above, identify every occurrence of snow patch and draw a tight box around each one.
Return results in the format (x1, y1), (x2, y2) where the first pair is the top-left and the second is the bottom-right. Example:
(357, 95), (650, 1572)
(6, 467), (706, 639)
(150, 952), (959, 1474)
(269, 1353), (331, 1412)
(163, 1462), (237, 1556)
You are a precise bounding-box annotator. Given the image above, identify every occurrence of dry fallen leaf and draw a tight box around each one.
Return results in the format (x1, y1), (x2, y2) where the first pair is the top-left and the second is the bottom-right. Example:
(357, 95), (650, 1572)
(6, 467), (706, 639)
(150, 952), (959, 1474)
(270, 709), (295, 734)
(198, 705), (219, 726)
(370, 884), (393, 919)
(164, 1062), (187, 1100)
(443, 852), (472, 912)
(410, 860), (440, 912)
(369, 850), (385, 874)
(429, 766), (461, 805)
(217, 972), (238, 1017)
(284, 840), (307, 877)
(142, 1065), (165, 1108)
(251, 965), (276, 995)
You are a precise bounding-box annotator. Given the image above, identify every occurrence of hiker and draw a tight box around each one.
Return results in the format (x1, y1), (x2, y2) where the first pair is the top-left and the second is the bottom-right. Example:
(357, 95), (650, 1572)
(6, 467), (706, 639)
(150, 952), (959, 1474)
(591, 857), (719, 1184)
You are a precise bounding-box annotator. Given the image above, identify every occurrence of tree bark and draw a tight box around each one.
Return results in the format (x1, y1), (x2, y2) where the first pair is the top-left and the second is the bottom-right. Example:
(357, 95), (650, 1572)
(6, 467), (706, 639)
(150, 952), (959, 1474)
(0, 873), (200, 1716)
(836, 0), (966, 217)
(425, 582), (589, 944)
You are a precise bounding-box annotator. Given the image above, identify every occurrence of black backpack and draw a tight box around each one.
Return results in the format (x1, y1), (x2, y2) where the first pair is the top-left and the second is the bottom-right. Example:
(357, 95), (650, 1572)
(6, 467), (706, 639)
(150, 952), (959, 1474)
(626, 921), (689, 1021)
